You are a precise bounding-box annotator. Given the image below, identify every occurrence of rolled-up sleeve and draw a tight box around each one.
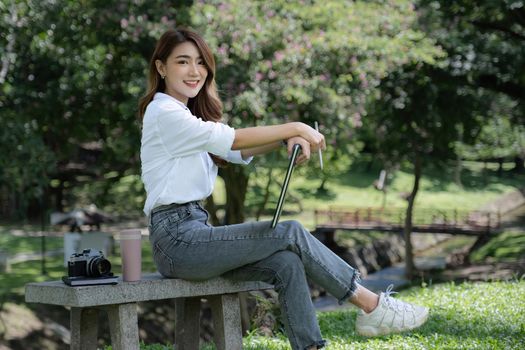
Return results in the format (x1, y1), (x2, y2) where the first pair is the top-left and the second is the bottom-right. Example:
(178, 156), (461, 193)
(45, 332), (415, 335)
(224, 150), (253, 165)
(156, 105), (234, 158)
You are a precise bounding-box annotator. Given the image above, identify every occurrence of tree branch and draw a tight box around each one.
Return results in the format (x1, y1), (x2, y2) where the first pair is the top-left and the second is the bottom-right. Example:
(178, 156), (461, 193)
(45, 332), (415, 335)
(470, 20), (525, 41)
(477, 74), (525, 101)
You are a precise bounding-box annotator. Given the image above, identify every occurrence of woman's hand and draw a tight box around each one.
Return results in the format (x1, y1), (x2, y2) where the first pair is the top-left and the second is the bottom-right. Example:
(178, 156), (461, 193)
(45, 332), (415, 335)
(294, 122), (326, 153)
(286, 136), (309, 165)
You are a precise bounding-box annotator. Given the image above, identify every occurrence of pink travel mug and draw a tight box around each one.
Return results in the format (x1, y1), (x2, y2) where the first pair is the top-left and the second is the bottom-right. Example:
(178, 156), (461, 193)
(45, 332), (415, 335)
(120, 229), (142, 282)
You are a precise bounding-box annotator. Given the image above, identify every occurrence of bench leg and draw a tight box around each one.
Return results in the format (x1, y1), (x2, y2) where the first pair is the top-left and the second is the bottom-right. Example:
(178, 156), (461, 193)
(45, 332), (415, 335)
(209, 294), (243, 350)
(174, 297), (201, 350)
(106, 303), (139, 350)
(70, 307), (98, 350)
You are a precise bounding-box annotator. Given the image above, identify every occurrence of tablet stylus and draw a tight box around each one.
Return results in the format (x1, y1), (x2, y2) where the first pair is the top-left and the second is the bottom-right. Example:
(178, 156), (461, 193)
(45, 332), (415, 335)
(314, 121), (323, 170)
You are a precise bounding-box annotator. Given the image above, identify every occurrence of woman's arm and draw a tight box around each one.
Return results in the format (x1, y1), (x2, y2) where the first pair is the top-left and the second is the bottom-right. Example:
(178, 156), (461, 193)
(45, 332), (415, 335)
(240, 141), (282, 158)
(232, 122), (325, 151)
(240, 136), (314, 165)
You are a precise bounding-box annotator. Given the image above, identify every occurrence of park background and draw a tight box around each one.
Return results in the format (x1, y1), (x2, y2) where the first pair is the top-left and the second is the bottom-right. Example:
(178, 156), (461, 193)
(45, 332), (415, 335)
(0, 0), (524, 349)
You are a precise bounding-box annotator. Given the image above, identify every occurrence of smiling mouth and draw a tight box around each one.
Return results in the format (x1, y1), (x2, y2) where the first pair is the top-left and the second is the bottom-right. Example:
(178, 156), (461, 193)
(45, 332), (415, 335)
(184, 80), (200, 88)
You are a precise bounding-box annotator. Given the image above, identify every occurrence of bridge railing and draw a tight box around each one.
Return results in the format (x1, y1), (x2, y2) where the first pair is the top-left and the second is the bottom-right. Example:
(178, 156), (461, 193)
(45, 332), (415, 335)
(313, 207), (500, 229)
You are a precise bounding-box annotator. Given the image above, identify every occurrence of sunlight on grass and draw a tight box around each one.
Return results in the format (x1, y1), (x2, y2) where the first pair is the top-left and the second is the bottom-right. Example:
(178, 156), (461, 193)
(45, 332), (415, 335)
(133, 281), (525, 350)
(238, 160), (525, 231)
(470, 231), (525, 262)
(268, 281), (525, 349)
(0, 233), (63, 254)
(0, 240), (158, 295)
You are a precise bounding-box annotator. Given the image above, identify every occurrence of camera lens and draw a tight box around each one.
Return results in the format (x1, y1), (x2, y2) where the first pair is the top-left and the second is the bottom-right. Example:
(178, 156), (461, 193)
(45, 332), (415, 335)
(87, 257), (112, 277)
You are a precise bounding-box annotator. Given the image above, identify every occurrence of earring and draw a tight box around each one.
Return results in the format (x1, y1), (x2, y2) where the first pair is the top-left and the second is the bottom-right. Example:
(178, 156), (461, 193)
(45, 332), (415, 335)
(161, 75), (165, 80)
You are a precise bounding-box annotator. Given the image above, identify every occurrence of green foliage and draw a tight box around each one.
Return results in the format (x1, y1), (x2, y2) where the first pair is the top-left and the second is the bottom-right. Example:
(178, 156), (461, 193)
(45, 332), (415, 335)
(457, 96), (525, 161)
(189, 0), (444, 221)
(0, 0), (191, 217)
(417, 0), (525, 161)
(470, 231), (525, 262)
(0, 112), (55, 217)
(71, 173), (146, 217)
(418, 0), (525, 107)
(1, 0), (522, 225)
(192, 0), (443, 158)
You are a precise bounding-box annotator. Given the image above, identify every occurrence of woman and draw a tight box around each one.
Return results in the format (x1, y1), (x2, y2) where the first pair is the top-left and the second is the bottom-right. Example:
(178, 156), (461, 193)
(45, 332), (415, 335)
(139, 28), (428, 350)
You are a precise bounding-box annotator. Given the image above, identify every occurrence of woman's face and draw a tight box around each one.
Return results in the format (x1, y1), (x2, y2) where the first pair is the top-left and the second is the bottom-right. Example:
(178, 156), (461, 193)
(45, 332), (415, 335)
(156, 41), (208, 105)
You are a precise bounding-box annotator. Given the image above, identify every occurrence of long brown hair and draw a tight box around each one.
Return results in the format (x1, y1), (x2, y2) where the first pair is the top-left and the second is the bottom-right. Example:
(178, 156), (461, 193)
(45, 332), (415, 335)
(138, 28), (227, 166)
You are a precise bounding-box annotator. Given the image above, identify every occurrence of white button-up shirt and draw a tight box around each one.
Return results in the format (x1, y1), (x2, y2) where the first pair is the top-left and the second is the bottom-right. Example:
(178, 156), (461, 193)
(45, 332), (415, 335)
(141, 93), (252, 216)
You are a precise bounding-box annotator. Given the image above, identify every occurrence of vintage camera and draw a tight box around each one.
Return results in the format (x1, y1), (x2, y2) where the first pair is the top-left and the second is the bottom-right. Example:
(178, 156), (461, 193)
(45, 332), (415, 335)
(68, 248), (112, 278)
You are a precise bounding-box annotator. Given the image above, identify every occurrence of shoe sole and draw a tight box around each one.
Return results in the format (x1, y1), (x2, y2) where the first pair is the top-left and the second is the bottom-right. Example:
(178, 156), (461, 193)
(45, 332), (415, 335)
(356, 310), (429, 337)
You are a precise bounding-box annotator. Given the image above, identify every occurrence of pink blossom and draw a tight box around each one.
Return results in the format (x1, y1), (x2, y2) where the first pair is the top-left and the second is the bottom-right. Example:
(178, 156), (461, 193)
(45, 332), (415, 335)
(351, 113), (362, 128)
(217, 45), (228, 56)
(255, 72), (263, 81)
(274, 51), (285, 61)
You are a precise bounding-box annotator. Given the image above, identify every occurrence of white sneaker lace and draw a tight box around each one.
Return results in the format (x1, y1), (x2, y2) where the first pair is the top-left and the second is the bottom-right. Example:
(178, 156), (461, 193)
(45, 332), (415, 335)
(383, 284), (415, 314)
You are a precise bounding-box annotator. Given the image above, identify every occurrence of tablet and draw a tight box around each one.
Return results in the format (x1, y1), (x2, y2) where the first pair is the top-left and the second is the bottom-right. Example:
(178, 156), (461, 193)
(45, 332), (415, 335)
(271, 144), (302, 228)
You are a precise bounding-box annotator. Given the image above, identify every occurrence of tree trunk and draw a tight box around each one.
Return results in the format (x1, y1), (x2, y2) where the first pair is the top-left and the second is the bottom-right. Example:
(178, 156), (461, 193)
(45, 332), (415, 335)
(220, 165), (249, 224)
(454, 154), (463, 188)
(204, 194), (221, 226)
(256, 167), (273, 221)
(497, 157), (503, 177)
(513, 156), (525, 173)
(404, 154), (422, 280)
(218, 165), (251, 333)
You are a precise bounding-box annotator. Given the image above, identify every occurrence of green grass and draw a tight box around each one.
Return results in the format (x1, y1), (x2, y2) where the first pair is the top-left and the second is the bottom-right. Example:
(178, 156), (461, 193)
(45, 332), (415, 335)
(470, 231), (525, 262)
(233, 160), (525, 229)
(129, 280), (525, 350)
(0, 240), (158, 295)
(0, 234), (63, 254)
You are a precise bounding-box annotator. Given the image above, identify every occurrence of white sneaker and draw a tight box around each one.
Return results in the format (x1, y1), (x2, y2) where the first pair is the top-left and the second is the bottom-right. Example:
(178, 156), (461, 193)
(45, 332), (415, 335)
(355, 285), (429, 336)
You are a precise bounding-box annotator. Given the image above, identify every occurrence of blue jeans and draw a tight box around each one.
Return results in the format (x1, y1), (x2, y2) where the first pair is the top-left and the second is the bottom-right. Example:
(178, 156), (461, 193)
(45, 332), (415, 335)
(148, 201), (360, 350)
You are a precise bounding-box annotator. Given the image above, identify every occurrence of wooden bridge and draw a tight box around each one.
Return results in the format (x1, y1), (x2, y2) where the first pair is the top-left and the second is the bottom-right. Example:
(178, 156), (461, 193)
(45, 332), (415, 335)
(313, 207), (501, 236)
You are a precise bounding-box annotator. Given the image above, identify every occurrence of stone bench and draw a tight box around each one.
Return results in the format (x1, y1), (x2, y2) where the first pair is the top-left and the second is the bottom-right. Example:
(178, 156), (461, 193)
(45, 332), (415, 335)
(25, 272), (273, 350)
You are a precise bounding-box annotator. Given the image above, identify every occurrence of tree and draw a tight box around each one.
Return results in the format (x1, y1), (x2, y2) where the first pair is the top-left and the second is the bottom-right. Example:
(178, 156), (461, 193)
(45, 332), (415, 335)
(361, 0), (525, 277)
(366, 61), (493, 278)
(0, 0), (191, 218)
(457, 97), (525, 175)
(1, 0), (443, 225)
(417, 0), (525, 169)
(190, 0), (443, 223)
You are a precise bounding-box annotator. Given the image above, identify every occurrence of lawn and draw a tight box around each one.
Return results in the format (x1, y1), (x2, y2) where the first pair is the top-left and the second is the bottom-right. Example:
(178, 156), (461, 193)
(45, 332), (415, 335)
(125, 280), (525, 350)
(234, 159), (525, 229)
